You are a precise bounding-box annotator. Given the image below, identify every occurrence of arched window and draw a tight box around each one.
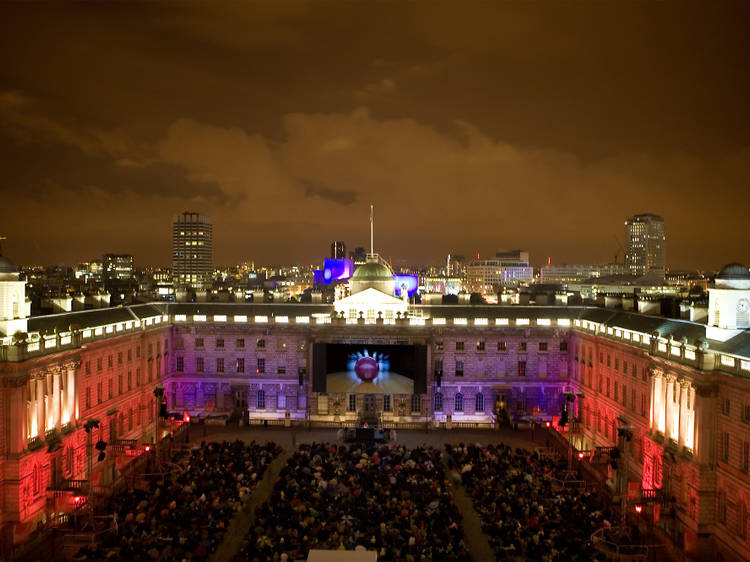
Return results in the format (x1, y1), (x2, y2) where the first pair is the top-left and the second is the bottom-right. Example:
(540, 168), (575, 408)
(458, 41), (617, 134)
(258, 389), (265, 409)
(475, 393), (484, 412)
(434, 392), (443, 412)
(455, 392), (463, 412)
(411, 394), (421, 413)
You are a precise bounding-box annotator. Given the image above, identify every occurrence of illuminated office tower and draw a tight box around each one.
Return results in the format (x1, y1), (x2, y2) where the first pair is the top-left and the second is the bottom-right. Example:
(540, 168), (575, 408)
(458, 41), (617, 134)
(172, 211), (213, 289)
(625, 214), (666, 277)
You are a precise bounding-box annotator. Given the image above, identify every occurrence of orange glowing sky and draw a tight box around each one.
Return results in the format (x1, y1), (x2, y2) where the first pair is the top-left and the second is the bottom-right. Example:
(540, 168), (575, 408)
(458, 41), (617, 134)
(1, 3), (749, 270)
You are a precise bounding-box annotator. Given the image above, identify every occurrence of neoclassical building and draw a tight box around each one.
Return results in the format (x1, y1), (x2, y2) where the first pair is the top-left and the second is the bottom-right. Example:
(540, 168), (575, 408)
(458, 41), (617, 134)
(2, 254), (750, 560)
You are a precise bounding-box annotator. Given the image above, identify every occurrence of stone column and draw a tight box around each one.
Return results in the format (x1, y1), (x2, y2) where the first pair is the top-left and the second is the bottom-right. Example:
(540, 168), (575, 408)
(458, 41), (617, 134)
(53, 368), (62, 429)
(665, 375), (679, 443)
(35, 377), (45, 436)
(678, 379), (689, 449)
(65, 366), (76, 425)
(651, 369), (666, 435)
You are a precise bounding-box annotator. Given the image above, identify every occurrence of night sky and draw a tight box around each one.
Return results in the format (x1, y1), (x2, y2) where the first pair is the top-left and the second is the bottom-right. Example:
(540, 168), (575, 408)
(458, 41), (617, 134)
(1, 3), (748, 270)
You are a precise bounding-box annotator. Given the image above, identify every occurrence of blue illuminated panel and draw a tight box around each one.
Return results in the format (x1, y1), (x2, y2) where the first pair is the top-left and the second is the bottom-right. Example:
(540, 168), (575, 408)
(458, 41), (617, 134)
(323, 258), (353, 283)
(394, 274), (419, 297)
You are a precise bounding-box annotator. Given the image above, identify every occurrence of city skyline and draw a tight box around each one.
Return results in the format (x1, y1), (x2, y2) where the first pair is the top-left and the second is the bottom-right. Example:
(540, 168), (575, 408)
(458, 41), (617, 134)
(1, 3), (749, 269)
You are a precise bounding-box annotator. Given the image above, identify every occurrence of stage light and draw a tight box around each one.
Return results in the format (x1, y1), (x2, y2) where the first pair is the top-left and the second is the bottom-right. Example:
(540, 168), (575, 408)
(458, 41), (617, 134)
(578, 452), (585, 460)
(545, 421), (551, 428)
(634, 505), (643, 514)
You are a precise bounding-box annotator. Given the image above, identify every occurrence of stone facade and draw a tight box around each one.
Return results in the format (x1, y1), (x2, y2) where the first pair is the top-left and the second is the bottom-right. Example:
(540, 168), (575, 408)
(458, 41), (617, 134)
(2, 302), (750, 560)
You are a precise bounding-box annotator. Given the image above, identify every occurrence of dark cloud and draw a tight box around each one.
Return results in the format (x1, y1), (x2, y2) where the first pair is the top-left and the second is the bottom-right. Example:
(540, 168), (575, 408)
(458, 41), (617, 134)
(302, 182), (358, 206)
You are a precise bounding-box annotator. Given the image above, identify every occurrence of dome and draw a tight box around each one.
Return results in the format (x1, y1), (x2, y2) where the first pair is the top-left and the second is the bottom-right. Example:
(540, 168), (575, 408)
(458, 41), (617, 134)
(717, 263), (750, 279)
(350, 256), (396, 296)
(715, 263), (750, 290)
(351, 261), (393, 282)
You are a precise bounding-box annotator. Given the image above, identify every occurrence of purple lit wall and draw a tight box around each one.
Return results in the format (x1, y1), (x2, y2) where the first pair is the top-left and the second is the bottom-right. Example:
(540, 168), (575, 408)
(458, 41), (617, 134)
(394, 274), (419, 297)
(323, 258), (353, 283)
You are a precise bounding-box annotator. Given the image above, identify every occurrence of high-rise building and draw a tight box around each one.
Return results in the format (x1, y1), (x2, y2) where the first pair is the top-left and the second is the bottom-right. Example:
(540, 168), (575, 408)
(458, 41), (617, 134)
(330, 241), (346, 259)
(625, 214), (666, 277)
(102, 254), (134, 282)
(350, 246), (367, 265)
(172, 211), (213, 289)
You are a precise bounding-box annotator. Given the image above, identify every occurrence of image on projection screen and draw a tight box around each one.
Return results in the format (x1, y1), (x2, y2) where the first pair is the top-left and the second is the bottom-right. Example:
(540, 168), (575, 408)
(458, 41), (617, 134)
(325, 344), (419, 394)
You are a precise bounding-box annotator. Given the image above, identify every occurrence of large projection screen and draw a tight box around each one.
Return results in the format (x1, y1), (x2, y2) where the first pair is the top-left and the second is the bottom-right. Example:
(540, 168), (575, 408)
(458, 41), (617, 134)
(313, 343), (426, 394)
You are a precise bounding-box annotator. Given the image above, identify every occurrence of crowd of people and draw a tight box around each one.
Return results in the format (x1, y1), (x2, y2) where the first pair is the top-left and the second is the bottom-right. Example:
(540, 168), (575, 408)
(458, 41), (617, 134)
(237, 442), (470, 562)
(446, 443), (609, 561)
(74, 440), (281, 561)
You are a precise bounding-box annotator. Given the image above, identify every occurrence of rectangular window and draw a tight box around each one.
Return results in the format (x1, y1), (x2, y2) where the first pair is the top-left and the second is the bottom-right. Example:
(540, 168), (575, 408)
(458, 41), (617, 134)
(108, 378), (113, 399)
(743, 405), (750, 424)
(196, 357), (204, 373)
(117, 351), (123, 364)
(128, 371), (132, 390)
(631, 389), (636, 410)
(257, 339), (266, 349)
(435, 358), (443, 372)
(348, 394), (356, 412)
(518, 361), (526, 376)
(127, 348), (132, 361)
(85, 387), (91, 409)
(614, 382), (619, 402)
(277, 340), (287, 351)
(743, 442), (750, 473)
(136, 345), (140, 358)
(195, 338), (204, 349)
(277, 366), (286, 374)
(108, 355), (113, 368)
(118, 374), (123, 394)
(718, 491), (727, 524)
(497, 341), (507, 352)
(539, 342), (548, 352)
(216, 358), (224, 373)
(236, 358), (245, 373)
(236, 338), (245, 349)
(257, 358), (265, 374)
(97, 358), (102, 371)
(97, 382), (102, 404)
(721, 431), (730, 462)
(455, 341), (464, 351)
(607, 354), (611, 367)
(176, 357), (184, 372)
(723, 399), (731, 416)
(560, 341), (568, 352)
(85, 361), (91, 375)
(216, 338), (224, 349)
(641, 393), (647, 417)
(383, 395), (391, 412)
(606, 378), (611, 397)
(455, 361), (464, 377)
(435, 341), (444, 351)
(175, 337), (184, 350)
(476, 341), (485, 352)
